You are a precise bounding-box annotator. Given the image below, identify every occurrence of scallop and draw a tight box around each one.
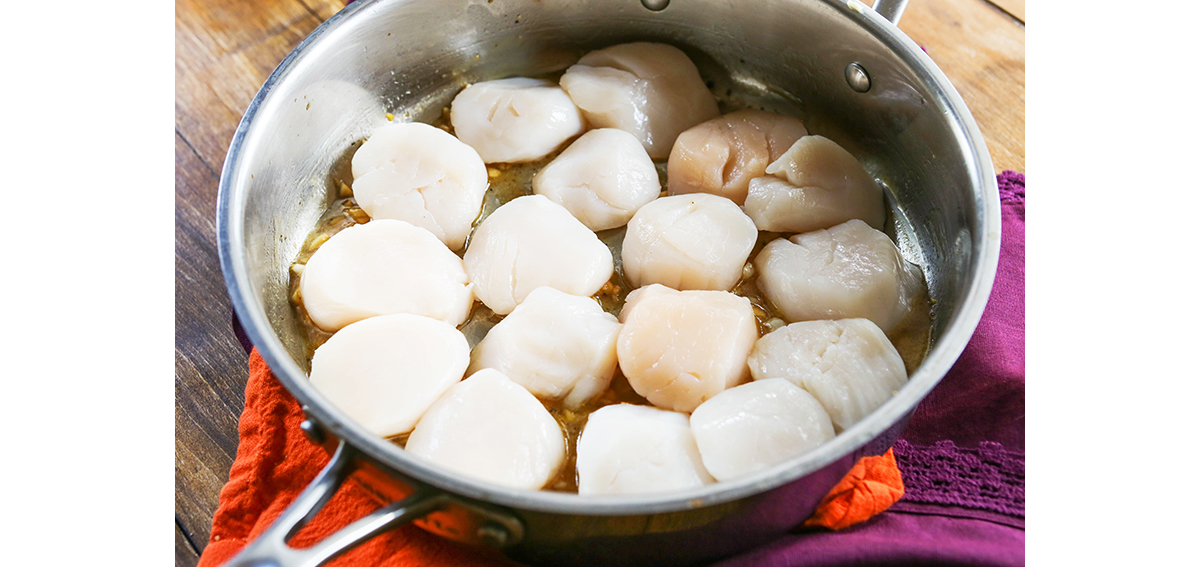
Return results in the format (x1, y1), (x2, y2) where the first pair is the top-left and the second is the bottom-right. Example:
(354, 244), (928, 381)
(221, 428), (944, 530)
(349, 122), (488, 250)
(743, 135), (886, 234)
(690, 378), (835, 481)
(309, 313), (469, 438)
(576, 404), (715, 495)
(622, 193), (758, 292)
(747, 319), (907, 432)
(406, 369), (566, 490)
(753, 219), (923, 333)
(666, 109), (808, 206)
(616, 284), (758, 413)
(463, 195), (614, 315)
(449, 77), (587, 164)
(559, 42), (719, 159)
(468, 286), (621, 408)
(532, 128), (660, 231)
(298, 219), (474, 332)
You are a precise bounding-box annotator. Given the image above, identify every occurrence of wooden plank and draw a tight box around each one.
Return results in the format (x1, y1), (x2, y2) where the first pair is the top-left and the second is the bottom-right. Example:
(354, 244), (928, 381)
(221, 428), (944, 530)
(900, 0), (1025, 173)
(175, 128), (253, 552)
(297, 0), (347, 21)
(175, 0), (325, 170)
(177, 519), (201, 567)
(174, 0), (318, 553)
(989, 0), (1024, 23)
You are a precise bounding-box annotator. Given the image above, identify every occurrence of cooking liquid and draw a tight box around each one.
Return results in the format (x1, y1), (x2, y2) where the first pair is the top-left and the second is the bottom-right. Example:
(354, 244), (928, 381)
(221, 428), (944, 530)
(287, 104), (932, 494)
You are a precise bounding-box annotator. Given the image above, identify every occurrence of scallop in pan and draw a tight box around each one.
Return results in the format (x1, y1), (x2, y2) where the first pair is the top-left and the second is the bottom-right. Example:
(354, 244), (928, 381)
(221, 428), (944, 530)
(349, 122), (488, 251)
(559, 42), (719, 159)
(463, 195), (614, 315)
(690, 378), (834, 481)
(449, 77), (587, 164)
(298, 219), (474, 332)
(616, 284), (759, 413)
(747, 318), (908, 432)
(468, 286), (622, 409)
(753, 219), (923, 333)
(621, 193), (758, 292)
(407, 369), (566, 490)
(576, 403), (715, 495)
(743, 135), (886, 234)
(667, 109), (808, 205)
(309, 313), (470, 438)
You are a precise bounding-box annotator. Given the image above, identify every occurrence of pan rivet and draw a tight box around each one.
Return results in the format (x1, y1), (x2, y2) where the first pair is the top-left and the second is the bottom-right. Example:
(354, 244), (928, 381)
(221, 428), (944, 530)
(300, 419), (325, 445)
(640, 0), (669, 11)
(477, 523), (511, 547)
(845, 63), (871, 93)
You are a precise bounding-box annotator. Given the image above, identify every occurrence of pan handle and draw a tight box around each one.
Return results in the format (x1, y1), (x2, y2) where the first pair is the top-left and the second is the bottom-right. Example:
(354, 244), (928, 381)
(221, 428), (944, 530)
(871, 0), (909, 24)
(224, 440), (447, 567)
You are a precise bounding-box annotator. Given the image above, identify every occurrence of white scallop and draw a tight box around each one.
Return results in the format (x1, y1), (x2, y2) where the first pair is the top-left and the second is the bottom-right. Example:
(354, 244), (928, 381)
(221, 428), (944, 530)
(299, 220), (474, 332)
(753, 219), (923, 333)
(309, 313), (470, 437)
(616, 284), (759, 413)
(747, 319), (908, 431)
(532, 128), (661, 231)
(559, 42), (719, 159)
(406, 369), (566, 490)
(468, 287), (621, 408)
(463, 195), (614, 315)
(667, 109), (808, 206)
(349, 122), (488, 250)
(743, 135), (885, 234)
(622, 193), (758, 292)
(690, 378), (835, 481)
(449, 77), (587, 164)
(576, 404), (715, 495)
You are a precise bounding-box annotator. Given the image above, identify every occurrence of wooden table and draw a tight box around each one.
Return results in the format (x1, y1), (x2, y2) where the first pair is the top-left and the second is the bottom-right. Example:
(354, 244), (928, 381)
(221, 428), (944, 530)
(174, 1), (1024, 564)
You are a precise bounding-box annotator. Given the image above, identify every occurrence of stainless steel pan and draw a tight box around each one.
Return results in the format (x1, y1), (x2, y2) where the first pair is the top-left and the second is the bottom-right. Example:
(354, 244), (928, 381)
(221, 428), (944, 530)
(217, 0), (1001, 564)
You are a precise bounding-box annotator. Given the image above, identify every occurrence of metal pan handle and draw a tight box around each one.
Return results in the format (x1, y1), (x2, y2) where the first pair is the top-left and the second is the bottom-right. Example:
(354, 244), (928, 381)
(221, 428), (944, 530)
(872, 0), (910, 24)
(224, 440), (447, 567)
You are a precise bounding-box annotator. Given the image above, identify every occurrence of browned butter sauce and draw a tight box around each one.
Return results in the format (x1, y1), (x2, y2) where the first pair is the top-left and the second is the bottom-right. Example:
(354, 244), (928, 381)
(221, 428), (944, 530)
(287, 102), (932, 494)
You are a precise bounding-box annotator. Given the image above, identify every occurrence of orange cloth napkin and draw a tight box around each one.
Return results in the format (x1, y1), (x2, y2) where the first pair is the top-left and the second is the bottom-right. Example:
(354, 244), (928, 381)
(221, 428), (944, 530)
(198, 349), (903, 566)
(801, 449), (904, 531)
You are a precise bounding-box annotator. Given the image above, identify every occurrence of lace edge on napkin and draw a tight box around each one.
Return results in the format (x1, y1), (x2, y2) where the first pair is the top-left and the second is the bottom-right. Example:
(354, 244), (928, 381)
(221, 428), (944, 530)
(998, 170), (1024, 205)
(892, 439), (1025, 526)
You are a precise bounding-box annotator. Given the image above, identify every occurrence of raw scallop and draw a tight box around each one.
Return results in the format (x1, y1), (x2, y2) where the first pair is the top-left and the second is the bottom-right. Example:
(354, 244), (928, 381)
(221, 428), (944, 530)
(463, 195), (613, 315)
(667, 109), (808, 205)
(309, 313), (469, 437)
(468, 286), (621, 408)
(743, 135), (885, 234)
(299, 219), (474, 332)
(406, 369), (566, 490)
(532, 128), (660, 231)
(576, 404), (715, 495)
(616, 284), (758, 413)
(449, 77), (587, 163)
(747, 319), (907, 431)
(622, 193), (758, 292)
(753, 219), (923, 333)
(349, 122), (488, 250)
(690, 378), (834, 481)
(559, 42), (719, 159)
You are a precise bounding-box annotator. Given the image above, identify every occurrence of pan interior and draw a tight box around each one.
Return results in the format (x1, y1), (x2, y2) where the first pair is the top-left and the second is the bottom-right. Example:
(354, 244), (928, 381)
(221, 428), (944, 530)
(220, 0), (997, 514)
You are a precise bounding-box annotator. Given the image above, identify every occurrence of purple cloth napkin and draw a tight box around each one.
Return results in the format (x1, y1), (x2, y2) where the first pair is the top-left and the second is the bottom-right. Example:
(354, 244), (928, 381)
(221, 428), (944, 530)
(716, 171), (1026, 567)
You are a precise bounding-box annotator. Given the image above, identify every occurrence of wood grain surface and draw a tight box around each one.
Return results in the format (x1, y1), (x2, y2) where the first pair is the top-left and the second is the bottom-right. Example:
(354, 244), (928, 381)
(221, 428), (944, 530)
(173, 1), (1024, 565)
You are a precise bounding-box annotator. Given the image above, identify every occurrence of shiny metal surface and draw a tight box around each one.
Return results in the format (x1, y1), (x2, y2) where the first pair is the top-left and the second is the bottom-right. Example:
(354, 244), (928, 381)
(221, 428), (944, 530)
(217, 0), (1000, 564)
(872, 0), (910, 24)
(845, 62), (872, 93)
(224, 442), (445, 567)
